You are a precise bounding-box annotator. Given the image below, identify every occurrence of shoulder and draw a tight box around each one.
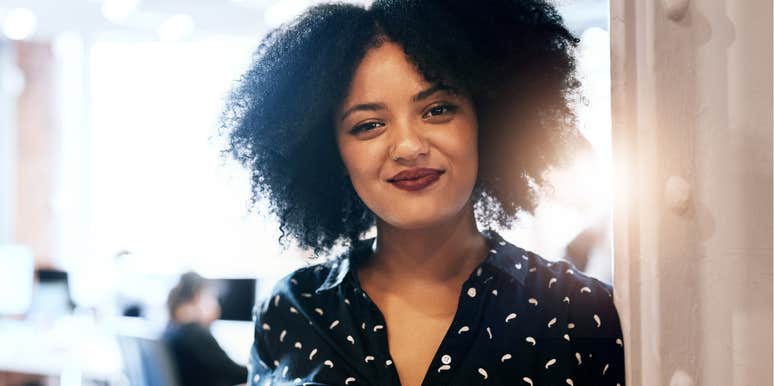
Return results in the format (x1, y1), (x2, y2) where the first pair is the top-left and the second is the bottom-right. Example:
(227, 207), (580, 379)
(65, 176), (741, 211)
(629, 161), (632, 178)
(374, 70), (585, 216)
(260, 237), (376, 309)
(489, 234), (620, 337)
(252, 237), (372, 324)
(526, 249), (613, 300)
(275, 260), (336, 298)
(491, 234), (612, 299)
(253, 259), (335, 320)
(249, 250), (360, 367)
(487, 233), (609, 296)
(524, 250), (620, 338)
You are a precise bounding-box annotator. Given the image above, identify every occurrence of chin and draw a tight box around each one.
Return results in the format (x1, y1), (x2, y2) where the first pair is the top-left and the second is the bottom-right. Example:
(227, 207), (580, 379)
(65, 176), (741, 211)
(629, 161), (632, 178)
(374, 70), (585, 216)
(367, 188), (476, 230)
(385, 218), (441, 230)
(380, 207), (464, 230)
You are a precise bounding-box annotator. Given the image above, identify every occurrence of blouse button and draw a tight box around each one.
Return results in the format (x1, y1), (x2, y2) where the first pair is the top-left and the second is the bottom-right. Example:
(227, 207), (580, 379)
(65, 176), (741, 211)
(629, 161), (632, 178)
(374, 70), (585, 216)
(441, 354), (452, 365)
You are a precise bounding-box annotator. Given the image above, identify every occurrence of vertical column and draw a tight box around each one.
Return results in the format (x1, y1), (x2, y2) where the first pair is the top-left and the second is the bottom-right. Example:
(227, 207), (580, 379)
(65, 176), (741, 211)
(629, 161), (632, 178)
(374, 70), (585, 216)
(14, 41), (58, 266)
(0, 41), (23, 244)
(611, 0), (773, 385)
(53, 32), (91, 269)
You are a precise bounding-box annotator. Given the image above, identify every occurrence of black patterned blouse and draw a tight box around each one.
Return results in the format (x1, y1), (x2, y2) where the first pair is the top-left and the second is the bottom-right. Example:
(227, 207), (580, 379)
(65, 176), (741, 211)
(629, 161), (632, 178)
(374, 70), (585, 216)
(248, 229), (626, 386)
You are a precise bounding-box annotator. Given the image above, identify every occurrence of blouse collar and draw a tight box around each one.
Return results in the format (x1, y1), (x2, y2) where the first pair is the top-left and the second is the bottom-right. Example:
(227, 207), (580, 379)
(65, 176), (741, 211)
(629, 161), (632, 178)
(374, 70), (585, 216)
(315, 229), (529, 294)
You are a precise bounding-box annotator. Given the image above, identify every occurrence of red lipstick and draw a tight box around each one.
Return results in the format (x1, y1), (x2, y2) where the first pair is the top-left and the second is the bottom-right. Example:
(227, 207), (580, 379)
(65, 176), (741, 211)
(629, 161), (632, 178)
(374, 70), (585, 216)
(387, 168), (444, 191)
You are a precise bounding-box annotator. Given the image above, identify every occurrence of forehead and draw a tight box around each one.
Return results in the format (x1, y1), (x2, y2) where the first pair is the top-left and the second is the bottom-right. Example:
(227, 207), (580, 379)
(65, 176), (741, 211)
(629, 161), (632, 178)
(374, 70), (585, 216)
(343, 41), (430, 103)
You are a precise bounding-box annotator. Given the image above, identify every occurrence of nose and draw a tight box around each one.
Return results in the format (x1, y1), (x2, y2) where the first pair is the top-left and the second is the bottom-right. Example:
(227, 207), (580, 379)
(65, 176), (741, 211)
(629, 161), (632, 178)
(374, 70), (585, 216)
(388, 122), (429, 163)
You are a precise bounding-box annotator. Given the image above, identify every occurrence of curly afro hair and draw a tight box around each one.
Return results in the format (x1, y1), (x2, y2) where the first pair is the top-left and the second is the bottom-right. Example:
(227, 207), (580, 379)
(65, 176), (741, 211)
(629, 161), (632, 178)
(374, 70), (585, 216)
(223, 0), (585, 256)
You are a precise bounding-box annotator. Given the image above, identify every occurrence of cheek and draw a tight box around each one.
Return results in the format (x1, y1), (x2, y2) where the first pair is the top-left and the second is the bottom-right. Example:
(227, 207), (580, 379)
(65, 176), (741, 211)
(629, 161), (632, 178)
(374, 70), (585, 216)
(437, 117), (479, 172)
(337, 138), (383, 184)
(459, 127), (479, 163)
(441, 121), (480, 201)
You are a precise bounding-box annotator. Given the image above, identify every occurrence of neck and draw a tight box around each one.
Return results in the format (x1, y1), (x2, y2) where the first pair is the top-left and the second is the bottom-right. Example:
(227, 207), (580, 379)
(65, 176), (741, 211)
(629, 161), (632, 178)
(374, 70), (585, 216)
(363, 198), (489, 286)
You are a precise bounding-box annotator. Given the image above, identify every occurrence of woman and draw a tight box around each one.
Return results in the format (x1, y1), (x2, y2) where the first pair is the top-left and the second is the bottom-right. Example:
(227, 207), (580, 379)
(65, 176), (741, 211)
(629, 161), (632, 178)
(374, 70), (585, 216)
(223, 1), (625, 385)
(162, 272), (248, 386)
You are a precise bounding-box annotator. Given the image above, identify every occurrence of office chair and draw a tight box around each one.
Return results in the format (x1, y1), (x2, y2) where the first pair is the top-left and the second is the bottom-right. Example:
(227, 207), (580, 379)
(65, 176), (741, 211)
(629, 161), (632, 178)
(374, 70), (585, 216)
(117, 335), (180, 386)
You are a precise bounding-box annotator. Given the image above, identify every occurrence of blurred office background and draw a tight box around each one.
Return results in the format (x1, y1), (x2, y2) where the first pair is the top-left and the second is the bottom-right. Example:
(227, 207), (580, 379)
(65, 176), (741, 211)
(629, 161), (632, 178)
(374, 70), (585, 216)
(0, 0), (612, 385)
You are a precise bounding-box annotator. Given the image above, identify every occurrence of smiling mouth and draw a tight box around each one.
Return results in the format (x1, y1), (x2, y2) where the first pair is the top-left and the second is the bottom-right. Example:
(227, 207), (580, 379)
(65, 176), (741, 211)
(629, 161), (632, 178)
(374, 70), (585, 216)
(387, 169), (445, 191)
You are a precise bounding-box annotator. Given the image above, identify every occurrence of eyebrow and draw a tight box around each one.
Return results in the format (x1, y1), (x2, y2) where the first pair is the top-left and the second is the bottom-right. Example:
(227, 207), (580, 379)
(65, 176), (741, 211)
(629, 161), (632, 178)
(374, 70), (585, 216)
(338, 84), (459, 123)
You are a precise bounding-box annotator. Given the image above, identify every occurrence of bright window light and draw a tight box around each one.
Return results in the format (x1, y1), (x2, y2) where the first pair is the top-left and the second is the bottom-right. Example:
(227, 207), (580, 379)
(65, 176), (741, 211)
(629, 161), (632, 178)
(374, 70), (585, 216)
(157, 14), (195, 42)
(87, 39), (306, 280)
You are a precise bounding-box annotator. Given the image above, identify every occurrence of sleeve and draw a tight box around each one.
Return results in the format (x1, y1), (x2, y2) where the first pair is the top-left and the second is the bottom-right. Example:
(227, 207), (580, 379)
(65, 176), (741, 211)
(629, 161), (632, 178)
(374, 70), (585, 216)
(569, 279), (626, 386)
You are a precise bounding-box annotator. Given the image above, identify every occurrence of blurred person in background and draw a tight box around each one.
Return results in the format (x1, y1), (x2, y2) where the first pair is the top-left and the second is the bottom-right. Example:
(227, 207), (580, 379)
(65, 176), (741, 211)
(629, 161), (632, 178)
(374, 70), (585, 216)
(162, 271), (247, 386)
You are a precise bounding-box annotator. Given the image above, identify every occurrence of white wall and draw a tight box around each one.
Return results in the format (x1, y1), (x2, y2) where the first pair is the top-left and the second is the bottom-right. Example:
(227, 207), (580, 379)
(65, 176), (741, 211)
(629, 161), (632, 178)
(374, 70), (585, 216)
(0, 40), (18, 244)
(611, 1), (773, 385)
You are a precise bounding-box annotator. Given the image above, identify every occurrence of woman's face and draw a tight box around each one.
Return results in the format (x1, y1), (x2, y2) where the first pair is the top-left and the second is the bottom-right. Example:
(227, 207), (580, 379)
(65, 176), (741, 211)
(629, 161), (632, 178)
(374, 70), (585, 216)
(335, 41), (479, 229)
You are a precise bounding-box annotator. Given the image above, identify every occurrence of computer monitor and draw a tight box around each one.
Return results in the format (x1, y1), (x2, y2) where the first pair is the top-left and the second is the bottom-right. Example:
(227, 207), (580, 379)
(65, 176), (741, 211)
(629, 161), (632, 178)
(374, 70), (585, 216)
(28, 269), (76, 319)
(207, 278), (257, 322)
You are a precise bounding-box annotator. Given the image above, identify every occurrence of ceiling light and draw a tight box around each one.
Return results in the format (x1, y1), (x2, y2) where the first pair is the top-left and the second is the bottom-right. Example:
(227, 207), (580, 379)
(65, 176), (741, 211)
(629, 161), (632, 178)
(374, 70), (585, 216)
(2, 8), (37, 41)
(101, 0), (140, 24)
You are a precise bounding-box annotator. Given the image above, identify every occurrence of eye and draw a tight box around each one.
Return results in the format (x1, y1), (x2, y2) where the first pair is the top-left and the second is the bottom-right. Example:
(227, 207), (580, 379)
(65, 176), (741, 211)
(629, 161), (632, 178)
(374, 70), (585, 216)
(422, 103), (458, 120)
(349, 121), (384, 135)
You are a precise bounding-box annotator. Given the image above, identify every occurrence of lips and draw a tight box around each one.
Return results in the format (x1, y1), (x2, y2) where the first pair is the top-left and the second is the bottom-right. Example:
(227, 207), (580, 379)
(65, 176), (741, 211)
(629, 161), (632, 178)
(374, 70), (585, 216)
(387, 168), (444, 191)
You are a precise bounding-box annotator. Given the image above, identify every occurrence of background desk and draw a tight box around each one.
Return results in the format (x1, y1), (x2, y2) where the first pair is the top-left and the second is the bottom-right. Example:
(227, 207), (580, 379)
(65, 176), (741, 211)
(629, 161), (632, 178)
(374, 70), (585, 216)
(0, 316), (253, 386)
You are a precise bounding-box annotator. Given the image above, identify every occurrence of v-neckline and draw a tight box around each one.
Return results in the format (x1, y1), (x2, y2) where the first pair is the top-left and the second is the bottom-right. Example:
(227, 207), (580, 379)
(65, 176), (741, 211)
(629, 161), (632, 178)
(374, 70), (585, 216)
(346, 231), (500, 386)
